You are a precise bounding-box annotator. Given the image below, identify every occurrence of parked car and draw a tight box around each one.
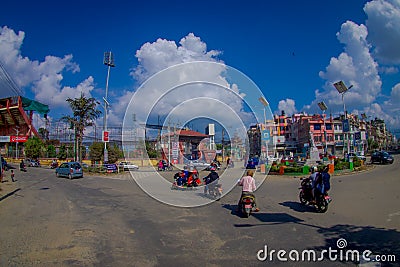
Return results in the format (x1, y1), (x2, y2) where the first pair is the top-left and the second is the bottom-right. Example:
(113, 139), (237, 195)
(371, 151), (394, 164)
(186, 160), (210, 169)
(118, 161), (139, 171)
(104, 163), (118, 173)
(55, 162), (83, 179)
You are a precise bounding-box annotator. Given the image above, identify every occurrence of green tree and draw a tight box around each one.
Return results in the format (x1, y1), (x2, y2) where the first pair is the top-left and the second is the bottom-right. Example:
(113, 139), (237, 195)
(62, 93), (102, 162)
(38, 127), (49, 140)
(24, 137), (44, 159)
(89, 142), (104, 163)
(146, 141), (158, 158)
(107, 143), (122, 163)
(58, 144), (67, 160)
(89, 142), (122, 163)
(47, 144), (57, 158)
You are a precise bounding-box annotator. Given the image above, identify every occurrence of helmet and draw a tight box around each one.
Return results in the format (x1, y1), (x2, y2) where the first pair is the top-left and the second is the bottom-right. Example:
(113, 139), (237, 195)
(312, 166), (318, 173)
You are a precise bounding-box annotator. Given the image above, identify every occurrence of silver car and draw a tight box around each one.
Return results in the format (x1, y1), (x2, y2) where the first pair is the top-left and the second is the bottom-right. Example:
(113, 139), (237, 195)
(56, 162), (83, 179)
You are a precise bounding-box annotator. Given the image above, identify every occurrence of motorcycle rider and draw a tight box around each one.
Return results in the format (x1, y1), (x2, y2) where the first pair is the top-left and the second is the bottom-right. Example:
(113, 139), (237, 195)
(308, 166), (319, 204)
(237, 169), (259, 212)
(20, 159), (26, 171)
(203, 167), (219, 194)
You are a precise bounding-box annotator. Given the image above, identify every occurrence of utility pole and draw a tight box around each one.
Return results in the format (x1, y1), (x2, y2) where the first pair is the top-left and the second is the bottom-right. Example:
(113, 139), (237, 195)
(103, 52), (115, 163)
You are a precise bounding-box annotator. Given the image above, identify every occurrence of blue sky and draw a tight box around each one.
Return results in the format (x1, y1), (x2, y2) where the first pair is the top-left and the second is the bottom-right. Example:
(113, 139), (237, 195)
(1, 0), (399, 135)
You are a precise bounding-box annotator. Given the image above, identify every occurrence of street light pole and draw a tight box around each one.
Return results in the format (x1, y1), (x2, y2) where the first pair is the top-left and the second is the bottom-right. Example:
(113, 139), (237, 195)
(103, 52), (115, 163)
(318, 101), (328, 156)
(258, 96), (269, 161)
(333, 81), (353, 156)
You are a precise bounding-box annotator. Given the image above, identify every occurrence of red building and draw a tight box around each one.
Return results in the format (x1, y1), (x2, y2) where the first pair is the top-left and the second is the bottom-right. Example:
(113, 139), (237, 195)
(296, 114), (334, 156)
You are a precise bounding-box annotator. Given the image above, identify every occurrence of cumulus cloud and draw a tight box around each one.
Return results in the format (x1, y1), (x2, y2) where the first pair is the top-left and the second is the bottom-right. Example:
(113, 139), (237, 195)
(130, 33), (222, 83)
(0, 26), (93, 110)
(309, 1), (400, 130)
(116, 33), (267, 136)
(317, 21), (381, 111)
(277, 98), (297, 116)
(364, 0), (400, 64)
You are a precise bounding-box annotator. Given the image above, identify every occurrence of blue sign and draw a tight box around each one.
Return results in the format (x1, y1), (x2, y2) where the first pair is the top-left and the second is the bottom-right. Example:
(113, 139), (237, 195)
(262, 130), (270, 141)
(342, 119), (350, 132)
(354, 132), (361, 140)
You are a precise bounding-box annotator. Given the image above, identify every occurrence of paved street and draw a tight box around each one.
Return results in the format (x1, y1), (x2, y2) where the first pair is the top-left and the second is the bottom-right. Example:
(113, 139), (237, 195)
(0, 157), (399, 267)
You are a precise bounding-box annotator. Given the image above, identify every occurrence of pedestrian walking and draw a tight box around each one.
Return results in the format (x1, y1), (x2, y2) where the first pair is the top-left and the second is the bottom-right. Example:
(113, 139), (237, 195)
(11, 170), (15, 182)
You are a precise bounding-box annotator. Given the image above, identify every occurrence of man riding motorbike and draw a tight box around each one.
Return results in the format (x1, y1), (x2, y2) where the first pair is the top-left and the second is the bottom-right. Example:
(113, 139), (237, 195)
(203, 167), (219, 194)
(237, 169), (259, 212)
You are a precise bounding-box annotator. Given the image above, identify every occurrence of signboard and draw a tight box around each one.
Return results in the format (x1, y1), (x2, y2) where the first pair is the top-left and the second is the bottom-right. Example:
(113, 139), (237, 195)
(273, 136), (285, 145)
(172, 142), (179, 159)
(10, 136), (28, 143)
(0, 136), (11, 142)
(354, 132), (361, 140)
(342, 119), (350, 132)
(102, 131), (109, 142)
(262, 130), (270, 141)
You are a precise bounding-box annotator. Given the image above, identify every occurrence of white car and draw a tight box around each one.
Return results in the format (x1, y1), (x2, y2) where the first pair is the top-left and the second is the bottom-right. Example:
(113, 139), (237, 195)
(118, 161), (139, 171)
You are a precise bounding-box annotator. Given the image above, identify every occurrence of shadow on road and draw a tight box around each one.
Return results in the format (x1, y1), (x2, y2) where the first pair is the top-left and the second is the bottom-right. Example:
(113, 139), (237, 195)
(309, 224), (400, 265)
(279, 201), (316, 213)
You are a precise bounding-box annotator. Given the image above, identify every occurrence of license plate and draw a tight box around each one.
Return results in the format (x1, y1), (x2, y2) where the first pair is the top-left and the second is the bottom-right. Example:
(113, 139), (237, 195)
(245, 204), (252, 209)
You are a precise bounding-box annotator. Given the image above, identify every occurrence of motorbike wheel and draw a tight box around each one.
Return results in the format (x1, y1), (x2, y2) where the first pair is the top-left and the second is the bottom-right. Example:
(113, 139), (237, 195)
(317, 199), (328, 213)
(299, 191), (307, 205)
(243, 208), (251, 218)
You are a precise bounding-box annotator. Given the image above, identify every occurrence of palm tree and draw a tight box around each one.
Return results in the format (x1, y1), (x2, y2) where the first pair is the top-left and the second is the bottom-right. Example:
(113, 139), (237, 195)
(62, 92), (102, 162)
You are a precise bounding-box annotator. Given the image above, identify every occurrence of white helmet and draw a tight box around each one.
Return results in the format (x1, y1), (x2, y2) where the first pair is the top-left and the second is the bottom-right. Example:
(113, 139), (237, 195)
(312, 166), (318, 172)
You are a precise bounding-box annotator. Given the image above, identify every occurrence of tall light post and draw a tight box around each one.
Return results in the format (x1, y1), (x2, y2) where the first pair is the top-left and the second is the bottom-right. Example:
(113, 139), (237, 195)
(333, 81), (353, 156)
(103, 51), (115, 163)
(258, 96), (270, 161)
(318, 101), (328, 156)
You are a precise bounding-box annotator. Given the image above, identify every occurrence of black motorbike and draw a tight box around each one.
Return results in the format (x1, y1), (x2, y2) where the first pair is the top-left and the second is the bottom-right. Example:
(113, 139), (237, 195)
(204, 182), (222, 199)
(299, 177), (331, 213)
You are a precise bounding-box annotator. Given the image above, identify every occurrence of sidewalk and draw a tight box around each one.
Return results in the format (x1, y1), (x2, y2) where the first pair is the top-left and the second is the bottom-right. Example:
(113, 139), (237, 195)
(0, 174), (20, 201)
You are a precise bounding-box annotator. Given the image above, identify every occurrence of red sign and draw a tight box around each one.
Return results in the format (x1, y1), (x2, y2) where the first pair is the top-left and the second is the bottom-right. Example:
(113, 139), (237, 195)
(102, 131), (109, 142)
(10, 136), (28, 143)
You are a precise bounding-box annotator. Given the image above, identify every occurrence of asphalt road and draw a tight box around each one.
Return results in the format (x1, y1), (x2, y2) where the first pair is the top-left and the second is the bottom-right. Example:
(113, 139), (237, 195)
(0, 157), (399, 267)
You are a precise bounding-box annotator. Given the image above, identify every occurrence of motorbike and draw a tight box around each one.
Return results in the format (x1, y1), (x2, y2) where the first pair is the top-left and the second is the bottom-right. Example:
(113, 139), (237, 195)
(20, 166), (27, 172)
(50, 161), (58, 169)
(239, 193), (256, 218)
(204, 182), (222, 199)
(299, 177), (331, 213)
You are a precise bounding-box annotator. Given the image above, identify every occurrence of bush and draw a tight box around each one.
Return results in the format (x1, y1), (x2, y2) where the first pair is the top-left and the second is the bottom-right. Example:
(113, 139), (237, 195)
(284, 166), (303, 173)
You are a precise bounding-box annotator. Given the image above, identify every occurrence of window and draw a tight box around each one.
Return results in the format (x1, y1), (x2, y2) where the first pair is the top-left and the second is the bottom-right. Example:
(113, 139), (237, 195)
(326, 124), (332, 130)
(314, 124), (321, 130)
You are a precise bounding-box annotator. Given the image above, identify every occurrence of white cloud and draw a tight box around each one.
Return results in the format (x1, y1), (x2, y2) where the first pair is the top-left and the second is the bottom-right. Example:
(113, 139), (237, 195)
(277, 98), (297, 116)
(0, 26), (94, 110)
(364, 0), (400, 64)
(115, 34), (252, 127)
(130, 33), (221, 83)
(317, 21), (382, 110)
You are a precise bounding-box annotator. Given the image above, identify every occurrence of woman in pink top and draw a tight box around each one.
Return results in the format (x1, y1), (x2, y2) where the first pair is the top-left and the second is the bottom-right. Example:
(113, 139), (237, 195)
(237, 170), (259, 212)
